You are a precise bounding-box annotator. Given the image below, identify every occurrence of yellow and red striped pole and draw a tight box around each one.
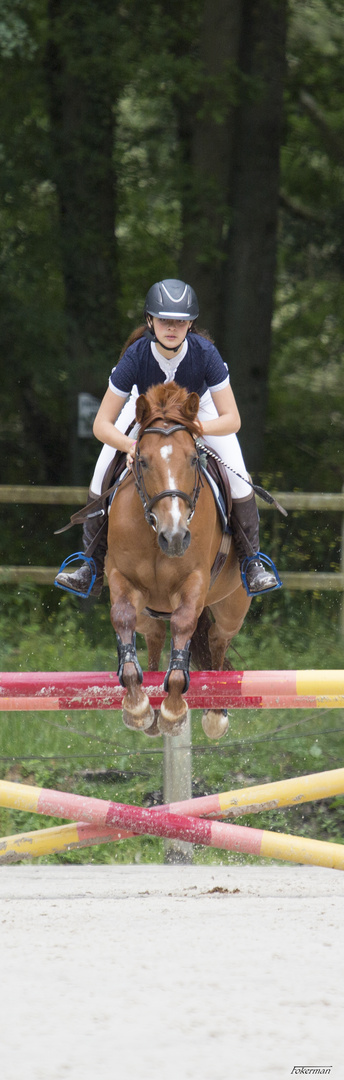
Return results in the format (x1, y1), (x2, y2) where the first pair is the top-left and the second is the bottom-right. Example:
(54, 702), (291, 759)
(0, 779), (343, 869)
(0, 669), (343, 710)
(0, 821), (132, 861)
(163, 767), (344, 818)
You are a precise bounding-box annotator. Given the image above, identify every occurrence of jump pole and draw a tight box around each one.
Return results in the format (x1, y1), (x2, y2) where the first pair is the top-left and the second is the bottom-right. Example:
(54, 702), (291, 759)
(1, 670), (344, 710)
(0, 779), (344, 869)
(0, 821), (132, 862)
(2, 767), (344, 823)
(163, 767), (344, 817)
(1, 768), (344, 862)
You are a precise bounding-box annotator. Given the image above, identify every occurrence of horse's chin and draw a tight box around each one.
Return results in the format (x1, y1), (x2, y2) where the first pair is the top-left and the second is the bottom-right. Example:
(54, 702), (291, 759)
(158, 529), (191, 557)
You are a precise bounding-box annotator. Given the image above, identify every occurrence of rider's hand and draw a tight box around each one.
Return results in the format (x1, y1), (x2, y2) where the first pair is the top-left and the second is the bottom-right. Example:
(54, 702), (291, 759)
(126, 441), (136, 469)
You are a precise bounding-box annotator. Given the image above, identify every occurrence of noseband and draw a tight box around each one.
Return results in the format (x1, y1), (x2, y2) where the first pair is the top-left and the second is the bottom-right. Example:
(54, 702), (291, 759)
(132, 423), (203, 532)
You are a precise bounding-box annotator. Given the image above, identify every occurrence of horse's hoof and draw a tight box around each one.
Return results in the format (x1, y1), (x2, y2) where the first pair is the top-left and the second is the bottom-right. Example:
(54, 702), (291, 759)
(202, 709), (229, 740)
(122, 701), (155, 731)
(143, 710), (162, 738)
(157, 703), (188, 736)
(160, 697), (188, 724)
(157, 714), (188, 736)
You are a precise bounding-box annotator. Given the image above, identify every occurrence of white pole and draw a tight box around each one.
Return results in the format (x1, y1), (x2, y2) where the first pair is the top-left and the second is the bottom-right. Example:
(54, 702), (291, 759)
(163, 712), (193, 863)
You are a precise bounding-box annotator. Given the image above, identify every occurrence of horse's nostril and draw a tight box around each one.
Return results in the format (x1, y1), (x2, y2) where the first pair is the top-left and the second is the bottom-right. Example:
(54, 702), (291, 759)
(158, 532), (169, 554)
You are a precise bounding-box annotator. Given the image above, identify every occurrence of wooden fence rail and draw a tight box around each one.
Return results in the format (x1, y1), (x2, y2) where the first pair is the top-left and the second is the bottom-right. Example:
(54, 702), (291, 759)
(1, 486), (344, 600)
(1, 485), (344, 510)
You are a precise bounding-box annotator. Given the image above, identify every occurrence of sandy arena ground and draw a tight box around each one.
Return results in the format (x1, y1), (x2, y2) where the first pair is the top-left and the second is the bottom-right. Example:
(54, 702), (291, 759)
(1, 863), (343, 1080)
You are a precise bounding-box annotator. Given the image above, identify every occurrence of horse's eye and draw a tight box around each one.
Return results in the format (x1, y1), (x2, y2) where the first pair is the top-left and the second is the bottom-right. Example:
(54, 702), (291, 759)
(190, 455), (198, 467)
(139, 456), (148, 470)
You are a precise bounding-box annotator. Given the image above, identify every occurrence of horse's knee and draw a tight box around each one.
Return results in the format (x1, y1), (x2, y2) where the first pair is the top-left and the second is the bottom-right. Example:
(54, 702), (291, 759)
(110, 598), (136, 637)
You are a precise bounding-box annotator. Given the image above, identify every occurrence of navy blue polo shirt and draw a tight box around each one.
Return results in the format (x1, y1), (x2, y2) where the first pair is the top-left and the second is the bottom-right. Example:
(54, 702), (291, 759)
(109, 334), (229, 399)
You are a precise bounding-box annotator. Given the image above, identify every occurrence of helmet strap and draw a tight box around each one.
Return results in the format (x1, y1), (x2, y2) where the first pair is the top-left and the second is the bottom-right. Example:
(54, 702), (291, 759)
(146, 316), (190, 353)
(154, 334), (187, 353)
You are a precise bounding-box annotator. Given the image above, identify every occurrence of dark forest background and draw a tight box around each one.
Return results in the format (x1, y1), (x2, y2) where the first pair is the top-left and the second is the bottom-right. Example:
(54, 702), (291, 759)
(1, 0), (343, 494)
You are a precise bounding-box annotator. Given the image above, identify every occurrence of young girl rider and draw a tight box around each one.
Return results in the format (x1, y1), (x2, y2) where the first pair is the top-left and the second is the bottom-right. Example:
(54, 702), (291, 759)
(55, 278), (280, 598)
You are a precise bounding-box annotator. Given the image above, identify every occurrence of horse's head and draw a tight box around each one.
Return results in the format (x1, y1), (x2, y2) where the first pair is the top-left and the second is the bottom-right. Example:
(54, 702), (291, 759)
(134, 383), (202, 557)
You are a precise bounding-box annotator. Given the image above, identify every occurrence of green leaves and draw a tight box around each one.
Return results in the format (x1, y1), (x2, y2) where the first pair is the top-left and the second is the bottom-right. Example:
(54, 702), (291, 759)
(267, 0), (344, 491)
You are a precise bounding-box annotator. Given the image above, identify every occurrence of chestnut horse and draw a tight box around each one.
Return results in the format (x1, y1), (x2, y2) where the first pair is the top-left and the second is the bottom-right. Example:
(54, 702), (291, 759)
(106, 382), (251, 738)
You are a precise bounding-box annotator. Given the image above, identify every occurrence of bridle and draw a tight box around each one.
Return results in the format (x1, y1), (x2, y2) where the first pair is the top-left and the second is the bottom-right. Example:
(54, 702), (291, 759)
(132, 423), (204, 532)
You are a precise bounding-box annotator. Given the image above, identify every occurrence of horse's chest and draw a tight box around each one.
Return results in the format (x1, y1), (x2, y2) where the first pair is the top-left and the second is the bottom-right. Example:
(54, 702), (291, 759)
(142, 559), (182, 604)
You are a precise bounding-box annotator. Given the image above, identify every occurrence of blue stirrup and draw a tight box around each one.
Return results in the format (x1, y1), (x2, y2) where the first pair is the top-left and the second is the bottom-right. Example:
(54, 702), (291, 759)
(54, 552), (97, 598)
(240, 553), (282, 597)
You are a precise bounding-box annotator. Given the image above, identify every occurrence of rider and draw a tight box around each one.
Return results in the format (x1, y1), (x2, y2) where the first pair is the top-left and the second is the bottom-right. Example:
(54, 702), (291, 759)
(55, 278), (280, 598)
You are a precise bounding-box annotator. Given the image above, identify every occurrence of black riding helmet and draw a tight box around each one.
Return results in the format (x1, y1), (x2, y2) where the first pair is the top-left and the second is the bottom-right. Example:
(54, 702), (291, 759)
(144, 279), (199, 352)
(144, 279), (199, 321)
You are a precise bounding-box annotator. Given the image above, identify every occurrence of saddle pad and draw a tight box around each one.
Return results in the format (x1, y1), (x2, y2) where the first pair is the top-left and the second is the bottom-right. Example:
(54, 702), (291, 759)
(201, 468), (229, 533)
(108, 467), (130, 511)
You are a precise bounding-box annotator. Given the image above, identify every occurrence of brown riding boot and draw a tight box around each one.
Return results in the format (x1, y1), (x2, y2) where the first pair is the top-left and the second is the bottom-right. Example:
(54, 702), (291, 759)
(231, 493), (280, 595)
(55, 491), (108, 598)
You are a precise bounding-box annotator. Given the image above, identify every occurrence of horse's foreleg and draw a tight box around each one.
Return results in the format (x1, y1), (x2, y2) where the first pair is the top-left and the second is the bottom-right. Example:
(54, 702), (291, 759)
(109, 575), (154, 731)
(136, 614), (166, 673)
(201, 587), (251, 740)
(135, 614), (166, 737)
(158, 580), (205, 735)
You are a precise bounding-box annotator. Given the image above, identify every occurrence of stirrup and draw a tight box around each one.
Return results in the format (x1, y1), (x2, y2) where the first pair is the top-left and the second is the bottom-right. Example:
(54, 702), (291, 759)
(241, 553), (282, 597)
(54, 552), (97, 598)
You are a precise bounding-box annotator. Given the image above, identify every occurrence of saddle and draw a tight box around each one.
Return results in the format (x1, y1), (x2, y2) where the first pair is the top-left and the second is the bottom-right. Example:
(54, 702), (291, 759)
(201, 455), (232, 530)
(200, 455), (232, 586)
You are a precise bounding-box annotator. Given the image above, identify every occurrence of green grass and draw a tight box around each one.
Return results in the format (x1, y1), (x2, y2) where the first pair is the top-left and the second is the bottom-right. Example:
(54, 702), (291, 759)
(0, 584), (343, 864)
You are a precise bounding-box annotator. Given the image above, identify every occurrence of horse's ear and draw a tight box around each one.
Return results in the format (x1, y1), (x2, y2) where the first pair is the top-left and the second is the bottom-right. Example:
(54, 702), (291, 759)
(182, 392), (199, 421)
(136, 394), (151, 426)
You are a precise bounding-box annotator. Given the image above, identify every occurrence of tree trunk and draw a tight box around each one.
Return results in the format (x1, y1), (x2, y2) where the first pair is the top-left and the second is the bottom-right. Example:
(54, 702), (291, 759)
(179, 0), (243, 334)
(45, 0), (120, 483)
(221, 0), (287, 469)
(178, 0), (287, 470)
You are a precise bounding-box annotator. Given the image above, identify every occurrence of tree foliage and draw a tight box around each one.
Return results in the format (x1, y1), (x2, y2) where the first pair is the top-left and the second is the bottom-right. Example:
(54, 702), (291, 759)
(266, 0), (344, 491)
(0, 0), (67, 481)
(0, 0), (342, 500)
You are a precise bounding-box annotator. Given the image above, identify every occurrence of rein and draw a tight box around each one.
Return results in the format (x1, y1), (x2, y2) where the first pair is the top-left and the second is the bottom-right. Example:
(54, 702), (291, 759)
(132, 423), (204, 531)
(195, 439), (288, 517)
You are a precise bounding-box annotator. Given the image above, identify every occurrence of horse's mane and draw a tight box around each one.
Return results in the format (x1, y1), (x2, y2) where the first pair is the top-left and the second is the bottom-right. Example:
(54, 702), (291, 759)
(138, 381), (202, 438)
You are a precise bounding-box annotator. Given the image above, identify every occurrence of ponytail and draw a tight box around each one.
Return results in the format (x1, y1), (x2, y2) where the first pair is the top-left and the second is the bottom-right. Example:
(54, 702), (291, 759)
(189, 324), (214, 344)
(118, 324), (147, 359)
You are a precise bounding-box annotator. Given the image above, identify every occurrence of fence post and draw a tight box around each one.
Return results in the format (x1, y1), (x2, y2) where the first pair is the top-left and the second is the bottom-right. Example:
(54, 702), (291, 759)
(163, 713), (193, 864)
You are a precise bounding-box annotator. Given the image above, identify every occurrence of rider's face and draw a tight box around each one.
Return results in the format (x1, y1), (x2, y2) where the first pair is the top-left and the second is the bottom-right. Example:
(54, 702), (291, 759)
(152, 317), (193, 352)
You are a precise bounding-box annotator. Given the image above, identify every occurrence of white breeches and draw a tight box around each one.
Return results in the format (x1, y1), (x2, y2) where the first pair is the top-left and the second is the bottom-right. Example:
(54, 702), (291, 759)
(90, 387), (252, 499)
